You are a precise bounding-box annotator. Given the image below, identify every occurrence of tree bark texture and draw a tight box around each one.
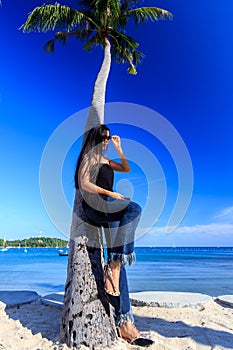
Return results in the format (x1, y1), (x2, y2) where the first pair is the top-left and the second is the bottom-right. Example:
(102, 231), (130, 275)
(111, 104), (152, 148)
(61, 190), (117, 349)
(85, 39), (111, 132)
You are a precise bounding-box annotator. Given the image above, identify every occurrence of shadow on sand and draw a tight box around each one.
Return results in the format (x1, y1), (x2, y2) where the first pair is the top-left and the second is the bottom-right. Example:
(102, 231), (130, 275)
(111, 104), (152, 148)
(4, 298), (233, 349)
(134, 313), (233, 349)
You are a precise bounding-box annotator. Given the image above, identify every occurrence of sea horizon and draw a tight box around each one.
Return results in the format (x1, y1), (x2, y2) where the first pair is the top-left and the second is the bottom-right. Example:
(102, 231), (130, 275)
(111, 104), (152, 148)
(2, 243), (233, 248)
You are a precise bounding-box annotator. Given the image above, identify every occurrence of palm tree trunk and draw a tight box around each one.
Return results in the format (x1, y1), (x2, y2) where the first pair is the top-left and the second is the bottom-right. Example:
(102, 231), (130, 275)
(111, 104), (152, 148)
(61, 39), (117, 349)
(61, 191), (117, 349)
(85, 38), (111, 131)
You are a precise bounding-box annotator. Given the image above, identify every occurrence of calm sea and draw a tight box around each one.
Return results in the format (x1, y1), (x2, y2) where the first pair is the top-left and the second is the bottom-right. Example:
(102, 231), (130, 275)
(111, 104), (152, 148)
(0, 247), (233, 297)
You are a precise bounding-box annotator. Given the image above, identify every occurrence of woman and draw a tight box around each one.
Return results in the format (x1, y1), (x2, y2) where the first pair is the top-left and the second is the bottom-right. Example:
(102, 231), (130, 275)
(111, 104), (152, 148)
(75, 124), (154, 347)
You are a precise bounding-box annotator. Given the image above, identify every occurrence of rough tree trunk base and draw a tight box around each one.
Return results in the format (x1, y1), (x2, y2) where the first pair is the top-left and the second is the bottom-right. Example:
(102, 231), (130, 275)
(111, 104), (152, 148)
(61, 191), (117, 349)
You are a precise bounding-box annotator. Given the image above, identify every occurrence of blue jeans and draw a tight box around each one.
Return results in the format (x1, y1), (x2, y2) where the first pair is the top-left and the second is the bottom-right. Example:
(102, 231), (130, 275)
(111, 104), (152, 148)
(85, 198), (141, 325)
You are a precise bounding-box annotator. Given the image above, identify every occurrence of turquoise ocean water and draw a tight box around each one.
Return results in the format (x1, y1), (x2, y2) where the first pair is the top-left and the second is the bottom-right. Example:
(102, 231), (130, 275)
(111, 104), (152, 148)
(0, 247), (233, 296)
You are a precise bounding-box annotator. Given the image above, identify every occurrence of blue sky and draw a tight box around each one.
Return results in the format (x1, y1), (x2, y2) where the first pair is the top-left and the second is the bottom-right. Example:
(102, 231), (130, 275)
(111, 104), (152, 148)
(0, 0), (233, 246)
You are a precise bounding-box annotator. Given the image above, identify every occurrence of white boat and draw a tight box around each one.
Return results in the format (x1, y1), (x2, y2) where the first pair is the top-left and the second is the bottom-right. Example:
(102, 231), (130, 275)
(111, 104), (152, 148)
(57, 248), (69, 256)
(0, 247), (9, 252)
(1, 239), (9, 252)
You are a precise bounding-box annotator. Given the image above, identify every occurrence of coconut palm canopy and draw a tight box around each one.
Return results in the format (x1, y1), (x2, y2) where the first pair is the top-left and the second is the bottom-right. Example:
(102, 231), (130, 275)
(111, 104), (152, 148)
(20, 0), (172, 75)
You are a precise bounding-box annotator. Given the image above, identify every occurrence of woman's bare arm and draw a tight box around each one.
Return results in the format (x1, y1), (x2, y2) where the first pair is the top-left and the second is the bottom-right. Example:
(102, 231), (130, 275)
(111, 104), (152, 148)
(109, 135), (130, 172)
(80, 157), (125, 199)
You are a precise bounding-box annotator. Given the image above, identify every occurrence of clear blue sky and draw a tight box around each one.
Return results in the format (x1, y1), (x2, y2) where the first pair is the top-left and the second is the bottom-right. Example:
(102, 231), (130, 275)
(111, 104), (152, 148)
(1, 0), (233, 246)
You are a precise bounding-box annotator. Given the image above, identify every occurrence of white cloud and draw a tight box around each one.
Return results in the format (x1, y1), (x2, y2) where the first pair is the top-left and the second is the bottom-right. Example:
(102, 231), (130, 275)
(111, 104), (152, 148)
(215, 206), (233, 222)
(139, 223), (233, 236)
(136, 223), (233, 246)
(136, 205), (233, 246)
(161, 223), (232, 235)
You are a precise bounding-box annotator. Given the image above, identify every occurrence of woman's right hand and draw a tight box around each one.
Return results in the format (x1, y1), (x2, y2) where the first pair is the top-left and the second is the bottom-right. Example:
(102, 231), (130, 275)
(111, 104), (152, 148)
(111, 192), (125, 200)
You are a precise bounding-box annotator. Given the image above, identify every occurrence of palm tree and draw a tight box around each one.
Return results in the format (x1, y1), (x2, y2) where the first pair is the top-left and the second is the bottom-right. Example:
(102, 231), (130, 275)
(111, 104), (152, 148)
(20, 0), (172, 129)
(21, 1), (172, 348)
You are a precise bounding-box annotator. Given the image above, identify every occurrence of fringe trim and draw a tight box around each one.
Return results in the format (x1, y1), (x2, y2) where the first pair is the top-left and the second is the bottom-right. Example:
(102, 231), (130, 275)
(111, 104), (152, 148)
(114, 310), (134, 326)
(108, 251), (136, 266)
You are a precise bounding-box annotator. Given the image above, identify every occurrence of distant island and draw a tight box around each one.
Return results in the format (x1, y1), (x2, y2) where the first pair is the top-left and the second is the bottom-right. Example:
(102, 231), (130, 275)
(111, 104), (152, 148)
(0, 237), (68, 248)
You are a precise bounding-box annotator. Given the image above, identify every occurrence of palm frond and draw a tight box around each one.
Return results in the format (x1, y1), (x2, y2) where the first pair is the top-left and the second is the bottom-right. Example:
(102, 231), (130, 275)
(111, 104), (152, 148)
(106, 0), (121, 28)
(83, 33), (103, 51)
(81, 0), (120, 18)
(128, 7), (173, 24)
(43, 29), (94, 53)
(120, 0), (129, 13)
(118, 0), (131, 29)
(70, 29), (94, 42)
(44, 39), (55, 53)
(109, 29), (144, 74)
(55, 31), (68, 45)
(131, 49), (144, 65)
(80, 0), (123, 30)
(110, 29), (139, 51)
(80, 0), (107, 11)
(20, 2), (95, 33)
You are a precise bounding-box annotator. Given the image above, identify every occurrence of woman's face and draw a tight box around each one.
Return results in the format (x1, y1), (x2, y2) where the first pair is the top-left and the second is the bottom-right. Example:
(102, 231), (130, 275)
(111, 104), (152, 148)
(102, 130), (111, 151)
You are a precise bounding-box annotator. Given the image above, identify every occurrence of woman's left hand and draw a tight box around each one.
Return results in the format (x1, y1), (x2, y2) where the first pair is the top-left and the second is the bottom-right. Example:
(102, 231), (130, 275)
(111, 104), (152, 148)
(111, 135), (121, 150)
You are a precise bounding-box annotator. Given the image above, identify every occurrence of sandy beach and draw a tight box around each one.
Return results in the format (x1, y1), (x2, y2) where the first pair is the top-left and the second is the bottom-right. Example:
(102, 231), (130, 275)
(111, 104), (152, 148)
(0, 296), (233, 350)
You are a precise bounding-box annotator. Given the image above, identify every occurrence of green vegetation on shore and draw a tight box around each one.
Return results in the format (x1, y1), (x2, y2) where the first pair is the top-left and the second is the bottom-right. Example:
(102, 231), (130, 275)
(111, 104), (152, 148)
(0, 237), (68, 248)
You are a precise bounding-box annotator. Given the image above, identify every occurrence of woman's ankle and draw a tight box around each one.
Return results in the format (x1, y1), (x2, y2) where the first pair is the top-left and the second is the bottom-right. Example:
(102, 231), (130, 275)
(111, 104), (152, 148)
(104, 263), (121, 295)
(109, 261), (121, 270)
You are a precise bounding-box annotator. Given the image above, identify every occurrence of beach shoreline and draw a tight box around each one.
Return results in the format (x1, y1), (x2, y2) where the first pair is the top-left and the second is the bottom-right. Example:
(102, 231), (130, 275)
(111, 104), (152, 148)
(0, 291), (233, 350)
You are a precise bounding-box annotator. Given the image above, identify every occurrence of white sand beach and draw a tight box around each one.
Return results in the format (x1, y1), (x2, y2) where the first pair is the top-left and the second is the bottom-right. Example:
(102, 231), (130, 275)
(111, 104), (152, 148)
(0, 294), (233, 350)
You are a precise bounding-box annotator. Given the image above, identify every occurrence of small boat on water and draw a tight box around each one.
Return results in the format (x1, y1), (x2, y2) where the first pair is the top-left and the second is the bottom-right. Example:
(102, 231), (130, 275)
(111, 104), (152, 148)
(0, 247), (9, 252)
(0, 239), (9, 252)
(57, 248), (69, 256)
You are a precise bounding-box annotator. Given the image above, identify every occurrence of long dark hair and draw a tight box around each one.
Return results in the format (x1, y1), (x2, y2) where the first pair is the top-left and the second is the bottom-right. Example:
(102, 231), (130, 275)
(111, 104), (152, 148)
(74, 124), (110, 189)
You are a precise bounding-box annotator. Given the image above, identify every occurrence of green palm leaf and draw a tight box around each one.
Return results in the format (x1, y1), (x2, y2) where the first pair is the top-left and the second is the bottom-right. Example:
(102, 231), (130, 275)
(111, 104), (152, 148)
(83, 33), (103, 51)
(110, 29), (139, 51)
(71, 29), (94, 42)
(128, 7), (173, 24)
(44, 29), (95, 52)
(44, 39), (55, 53)
(55, 31), (68, 45)
(81, 0), (121, 23)
(20, 3), (96, 33)
(109, 29), (144, 74)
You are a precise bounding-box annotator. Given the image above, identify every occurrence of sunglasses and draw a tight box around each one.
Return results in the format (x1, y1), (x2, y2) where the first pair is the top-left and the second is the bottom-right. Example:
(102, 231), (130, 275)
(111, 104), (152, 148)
(102, 135), (112, 141)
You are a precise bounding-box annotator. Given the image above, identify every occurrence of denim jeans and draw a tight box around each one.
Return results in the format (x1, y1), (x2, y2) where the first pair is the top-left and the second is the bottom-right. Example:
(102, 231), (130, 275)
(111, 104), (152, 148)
(85, 197), (142, 325)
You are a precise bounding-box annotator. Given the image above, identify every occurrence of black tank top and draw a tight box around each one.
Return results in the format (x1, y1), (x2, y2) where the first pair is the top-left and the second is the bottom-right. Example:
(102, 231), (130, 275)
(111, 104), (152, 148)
(83, 163), (114, 211)
(93, 163), (114, 192)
